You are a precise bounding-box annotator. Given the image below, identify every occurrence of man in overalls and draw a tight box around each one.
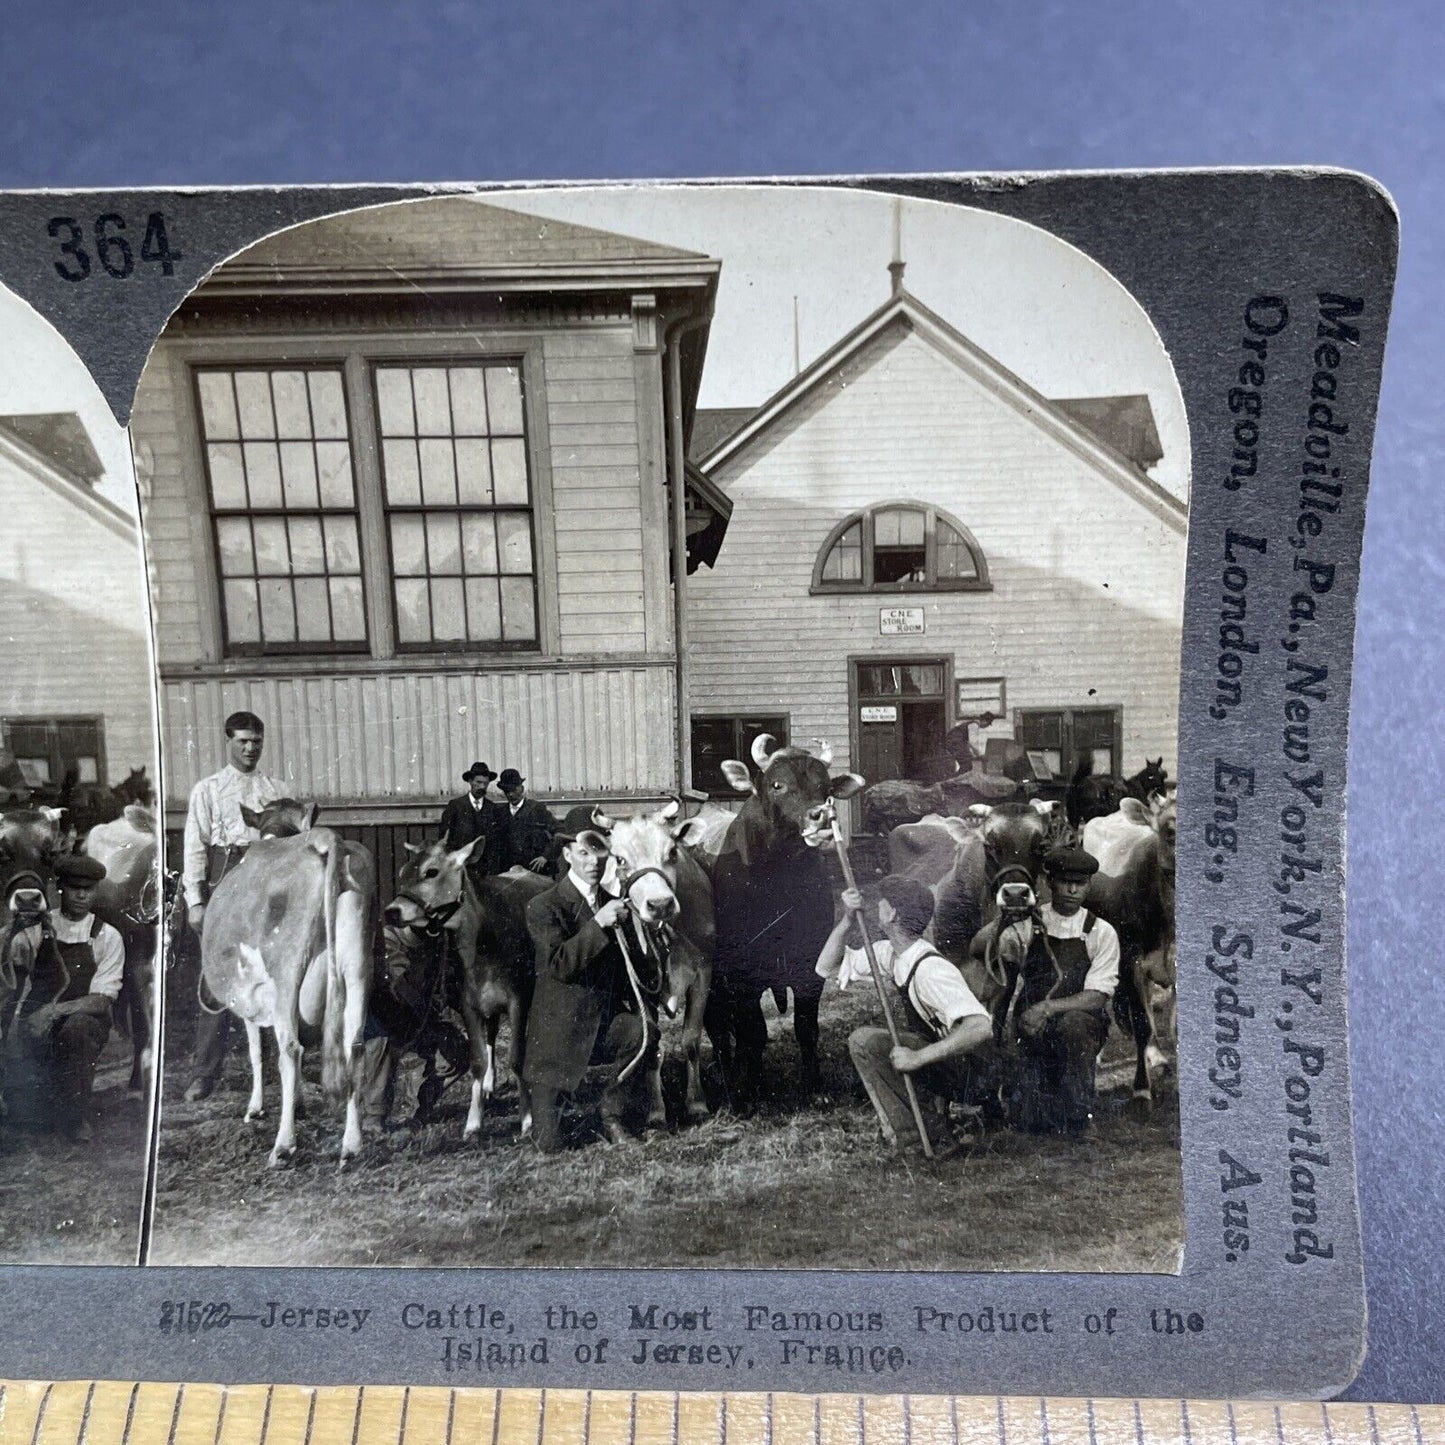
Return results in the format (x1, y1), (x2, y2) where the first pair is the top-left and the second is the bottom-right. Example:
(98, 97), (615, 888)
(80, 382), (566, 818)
(13, 854), (125, 1140)
(817, 875), (1002, 1154)
(180, 710), (281, 1101)
(1007, 844), (1121, 1135)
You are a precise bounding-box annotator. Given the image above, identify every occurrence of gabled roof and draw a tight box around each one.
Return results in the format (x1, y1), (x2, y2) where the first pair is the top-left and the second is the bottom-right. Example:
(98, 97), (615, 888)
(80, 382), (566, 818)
(0, 413), (134, 540)
(697, 289), (1187, 528)
(689, 407), (756, 462)
(204, 196), (720, 296)
(1053, 395), (1163, 471)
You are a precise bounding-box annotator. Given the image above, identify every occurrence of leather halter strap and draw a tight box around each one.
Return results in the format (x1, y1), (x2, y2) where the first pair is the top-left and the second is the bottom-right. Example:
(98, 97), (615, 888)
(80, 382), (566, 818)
(617, 864), (675, 900)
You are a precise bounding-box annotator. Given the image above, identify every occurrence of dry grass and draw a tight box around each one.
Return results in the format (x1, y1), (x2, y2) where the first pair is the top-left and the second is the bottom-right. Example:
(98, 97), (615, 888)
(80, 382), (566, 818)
(150, 983), (1183, 1273)
(0, 1039), (149, 1264)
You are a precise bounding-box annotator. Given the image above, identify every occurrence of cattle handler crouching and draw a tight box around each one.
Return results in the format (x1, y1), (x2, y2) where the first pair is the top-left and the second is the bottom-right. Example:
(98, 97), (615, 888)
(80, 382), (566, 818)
(522, 825), (655, 1152)
(998, 844), (1121, 1136)
(10, 854), (125, 1141)
(817, 876), (1003, 1156)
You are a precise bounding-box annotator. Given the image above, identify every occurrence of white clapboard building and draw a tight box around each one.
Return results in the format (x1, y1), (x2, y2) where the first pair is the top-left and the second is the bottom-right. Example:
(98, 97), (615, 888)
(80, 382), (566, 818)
(130, 197), (726, 881)
(685, 274), (1187, 800)
(0, 413), (153, 791)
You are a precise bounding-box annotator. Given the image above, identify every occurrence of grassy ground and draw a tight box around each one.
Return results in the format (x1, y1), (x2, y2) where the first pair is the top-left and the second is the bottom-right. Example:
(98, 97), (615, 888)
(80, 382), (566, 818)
(149, 981), (1183, 1272)
(0, 1037), (150, 1263)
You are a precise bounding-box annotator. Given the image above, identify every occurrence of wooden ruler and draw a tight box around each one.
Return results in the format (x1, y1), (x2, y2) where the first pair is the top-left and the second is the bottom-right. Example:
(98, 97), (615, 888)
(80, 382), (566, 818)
(0, 1384), (1438, 1445)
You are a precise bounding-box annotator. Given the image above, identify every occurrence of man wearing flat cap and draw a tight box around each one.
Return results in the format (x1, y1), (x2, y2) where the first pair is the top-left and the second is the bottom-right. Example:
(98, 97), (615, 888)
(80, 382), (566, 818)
(9, 853), (126, 1140)
(999, 844), (1121, 1135)
(492, 768), (559, 874)
(438, 762), (501, 879)
(522, 824), (653, 1151)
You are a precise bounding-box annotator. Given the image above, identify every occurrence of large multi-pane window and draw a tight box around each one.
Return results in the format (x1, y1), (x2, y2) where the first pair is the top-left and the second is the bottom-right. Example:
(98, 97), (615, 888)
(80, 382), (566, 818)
(374, 362), (538, 650)
(196, 367), (367, 653)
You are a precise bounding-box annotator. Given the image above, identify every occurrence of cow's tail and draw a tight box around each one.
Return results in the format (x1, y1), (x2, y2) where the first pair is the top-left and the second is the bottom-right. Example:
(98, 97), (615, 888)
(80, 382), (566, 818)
(312, 830), (348, 1103)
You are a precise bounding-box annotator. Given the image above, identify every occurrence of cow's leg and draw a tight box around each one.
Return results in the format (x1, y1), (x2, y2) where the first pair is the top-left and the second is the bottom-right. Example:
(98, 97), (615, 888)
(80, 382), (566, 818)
(703, 982), (734, 1077)
(243, 1020), (266, 1121)
(339, 971), (367, 1167)
(506, 995), (531, 1136)
(681, 970), (711, 1123)
(482, 1014), (500, 1097)
(271, 1025), (302, 1165)
(460, 990), (490, 1141)
(793, 988), (825, 1099)
(1120, 963), (1154, 1120)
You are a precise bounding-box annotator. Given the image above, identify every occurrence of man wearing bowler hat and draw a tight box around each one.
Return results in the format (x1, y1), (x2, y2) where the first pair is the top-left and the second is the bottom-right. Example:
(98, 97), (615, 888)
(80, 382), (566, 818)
(1001, 843), (1121, 1135)
(492, 767), (558, 874)
(439, 761), (501, 877)
(10, 853), (126, 1140)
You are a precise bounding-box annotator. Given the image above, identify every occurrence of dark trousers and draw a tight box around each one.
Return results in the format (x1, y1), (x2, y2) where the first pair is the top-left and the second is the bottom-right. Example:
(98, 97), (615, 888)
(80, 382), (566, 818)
(190, 1005), (232, 1092)
(531, 1013), (649, 1153)
(848, 1025), (1003, 1145)
(1012, 1008), (1109, 1131)
(23, 1011), (110, 1129)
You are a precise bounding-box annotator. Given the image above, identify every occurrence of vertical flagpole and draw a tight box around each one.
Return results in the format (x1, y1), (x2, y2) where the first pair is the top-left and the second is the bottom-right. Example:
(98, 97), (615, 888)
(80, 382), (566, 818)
(830, 813), (933, 1158)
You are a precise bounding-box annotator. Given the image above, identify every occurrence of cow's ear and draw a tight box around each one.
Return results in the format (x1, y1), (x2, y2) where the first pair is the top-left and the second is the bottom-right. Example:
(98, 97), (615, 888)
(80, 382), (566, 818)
(828, 772), (866, 800)
(656, 798), (681, 822)
(302, 803), (320, 831)
(452, 837), (481, 866)
(1120, 797), (1150, 826)
(239, 805), (262, 828)
(672, 816), (710, 847)
(1029, 799), (1055, 816)
(721, 760), (754, 794)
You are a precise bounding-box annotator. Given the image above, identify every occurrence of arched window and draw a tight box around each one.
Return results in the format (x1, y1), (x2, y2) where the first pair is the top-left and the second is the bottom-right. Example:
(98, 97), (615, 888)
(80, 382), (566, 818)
(811, 503), (990, 594)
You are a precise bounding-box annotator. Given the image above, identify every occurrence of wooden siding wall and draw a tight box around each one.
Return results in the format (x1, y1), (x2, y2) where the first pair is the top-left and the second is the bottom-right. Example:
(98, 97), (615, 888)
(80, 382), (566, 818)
(690, 324), (1187, 785)
(0, 451), (155, 782)
(159, 662), (677, 813)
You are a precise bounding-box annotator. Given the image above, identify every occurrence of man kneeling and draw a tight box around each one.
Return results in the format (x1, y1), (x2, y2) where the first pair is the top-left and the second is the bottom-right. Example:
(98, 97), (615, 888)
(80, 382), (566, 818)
(817, 876), (1001, 1154)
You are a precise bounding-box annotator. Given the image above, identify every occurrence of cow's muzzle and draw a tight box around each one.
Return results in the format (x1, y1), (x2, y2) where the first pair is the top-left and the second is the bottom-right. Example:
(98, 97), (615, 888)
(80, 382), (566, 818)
(992, 864), (1037, 916)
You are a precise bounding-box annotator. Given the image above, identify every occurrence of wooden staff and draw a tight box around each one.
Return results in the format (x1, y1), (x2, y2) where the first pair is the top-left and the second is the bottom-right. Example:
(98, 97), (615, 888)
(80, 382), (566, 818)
(830, 812), (933, 1158)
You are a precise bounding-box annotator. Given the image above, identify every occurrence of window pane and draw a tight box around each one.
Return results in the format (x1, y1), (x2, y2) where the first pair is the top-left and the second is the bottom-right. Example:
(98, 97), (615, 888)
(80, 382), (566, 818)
(197, 373), (239, 439)
(294, 577), (332, 642)
(496, 513), (533, 574)
(329, 577), (366, 641)
(905, 665), (943, 696)
(215, 518), (254, 577)
(461, 514), (498, 574)
(258, 578), (297, 643)
(464, 578), (502, 641)
(207, 443), (247, 508)
(455, 438), (493, 504)
(394, 579), (430, 643)
(412, 369), (452, 436)
(390, 515), (426, 575)
(822, 521), (862, 581)
(936, 520), (977, 580)
(279, 441), (319, 509)
(419, 437), (458, 506)
(874, 509), (901, 546)
(449, 368), (488, 433)
(323, 515), (360, 573)
(222, 579), (260, 643)
(500, 576), (537, 641)
(1021, 712), (1065, 749)
(271, 371), (311, 438)
(315, 441), (355, 507)
(898, 510), (925, 546)
(431, 577), (466, 640)
(375, 369), (415, 436)
(1074, 710), (1115, 747)
(252, 517), (290, 574)
(491, 437), (529, 503)
(288, 516), (325, 574)
(485, 366), (524, 433)
(234, 373), (276, 438)
(425, 513), (461, 574)
(308, 371), (348, 439)
(243, 441), (283, 508)
(381, 438), (421, 505)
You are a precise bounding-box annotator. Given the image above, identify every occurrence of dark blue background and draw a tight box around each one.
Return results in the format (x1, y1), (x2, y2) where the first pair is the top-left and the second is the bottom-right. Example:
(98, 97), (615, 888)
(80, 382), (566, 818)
(2, 0), (1439, 1402)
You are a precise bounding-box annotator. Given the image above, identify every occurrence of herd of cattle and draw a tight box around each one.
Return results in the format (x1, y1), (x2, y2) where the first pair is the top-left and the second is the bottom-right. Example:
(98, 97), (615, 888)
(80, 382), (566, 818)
(0, 741), (1177, 1166)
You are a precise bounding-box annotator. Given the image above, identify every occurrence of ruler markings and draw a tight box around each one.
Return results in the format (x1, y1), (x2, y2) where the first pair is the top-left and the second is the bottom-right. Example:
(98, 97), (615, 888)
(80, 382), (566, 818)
(535, 1391), (544, 1445)
(166, 1385), (185, 1445)
(1413, 1406), (1426, 1445)
(491, 1388), (503, 1445)
(1369, 1406), (1382, 1445)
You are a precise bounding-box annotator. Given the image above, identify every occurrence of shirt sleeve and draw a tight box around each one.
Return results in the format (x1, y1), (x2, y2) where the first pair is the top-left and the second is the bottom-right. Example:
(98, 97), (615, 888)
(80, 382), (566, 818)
(88, 924), (126, 1000)
(182, 777), (213, 907)
(909, 956), (990, 1031)
(1083, 917), (1121, 997)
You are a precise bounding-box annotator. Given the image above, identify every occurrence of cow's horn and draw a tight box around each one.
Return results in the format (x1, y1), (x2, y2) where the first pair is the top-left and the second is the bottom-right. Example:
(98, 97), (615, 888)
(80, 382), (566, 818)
(591, 806), (616, 831)
(813, 738), (834, 766)
(751, 733), (778, 769)
(656, 798), (681, 821)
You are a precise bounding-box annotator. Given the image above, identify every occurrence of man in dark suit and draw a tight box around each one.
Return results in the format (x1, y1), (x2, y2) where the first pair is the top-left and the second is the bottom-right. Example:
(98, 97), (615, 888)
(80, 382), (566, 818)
(521, 826), (652, 1151)
(491, 767), (559, 874)
(438, 762), (500, 875)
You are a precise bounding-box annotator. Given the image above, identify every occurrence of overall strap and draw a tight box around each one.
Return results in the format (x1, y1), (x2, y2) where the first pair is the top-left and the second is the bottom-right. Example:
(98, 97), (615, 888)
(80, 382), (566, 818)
(1082, 911), (1097, 934)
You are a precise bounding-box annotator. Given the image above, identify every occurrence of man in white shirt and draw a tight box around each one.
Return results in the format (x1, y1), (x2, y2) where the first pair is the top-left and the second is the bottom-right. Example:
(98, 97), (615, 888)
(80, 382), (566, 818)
(817, 875), (1002, 1154)
(990, 844), (1120, 1135)
(11, 853), (125, 1141)
(181, 710), (282, 1101)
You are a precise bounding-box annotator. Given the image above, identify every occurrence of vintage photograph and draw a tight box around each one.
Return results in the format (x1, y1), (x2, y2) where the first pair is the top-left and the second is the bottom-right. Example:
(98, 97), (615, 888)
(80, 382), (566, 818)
(0, 285), (159, 1263)
(137, 186), (1187, 1270)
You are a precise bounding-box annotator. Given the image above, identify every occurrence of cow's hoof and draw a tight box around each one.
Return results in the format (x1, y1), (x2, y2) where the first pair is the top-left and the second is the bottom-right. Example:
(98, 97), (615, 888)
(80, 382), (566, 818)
(268, 1147), (295, 1169)
(685, 1103), (711, 1125)
(463, 1125), (482, 1144)
(184, 1079), (214, 1104)
(337, 1153), (359, 1174)
(1124, 1093), (1153, 1123)
(601, 1119), (631, 1146)
(644, 1112), (669, 1134)
(244, 1107), (266, 1123)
